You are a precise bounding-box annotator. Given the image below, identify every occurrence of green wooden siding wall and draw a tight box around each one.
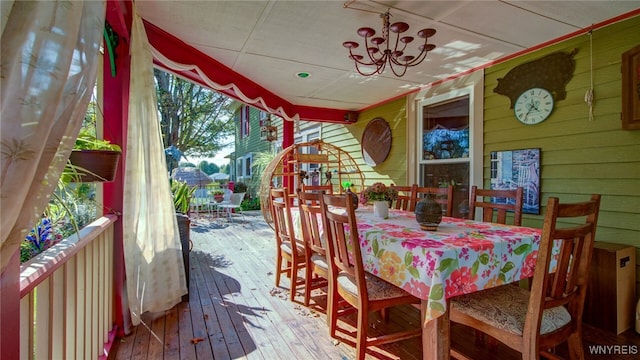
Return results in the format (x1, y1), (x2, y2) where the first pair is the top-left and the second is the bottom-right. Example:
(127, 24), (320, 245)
(321, 98), (408, 191)
(234, 105), (271, 197)
(320, 16), (639, 293)
(483, 16), (640, 293)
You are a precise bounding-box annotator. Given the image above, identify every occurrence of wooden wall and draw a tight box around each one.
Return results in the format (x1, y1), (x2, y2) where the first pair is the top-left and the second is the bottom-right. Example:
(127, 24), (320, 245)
(483, 16), (640, 293)
(321, 98), (408, 190)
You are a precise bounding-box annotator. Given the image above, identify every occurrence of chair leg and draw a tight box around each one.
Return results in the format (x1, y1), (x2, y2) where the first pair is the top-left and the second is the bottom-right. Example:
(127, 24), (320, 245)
(328, 279), (339, 335)
(566, 331), (584, 360)
(275, 250), (283, 287)
(356, 309), (368, 360)
(304, 262), (312, 306)
(290, 258), (299, 301)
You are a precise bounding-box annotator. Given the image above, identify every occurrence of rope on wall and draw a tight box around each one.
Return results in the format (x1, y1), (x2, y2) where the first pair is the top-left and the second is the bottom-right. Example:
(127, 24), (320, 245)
(584, 26), (595, 121)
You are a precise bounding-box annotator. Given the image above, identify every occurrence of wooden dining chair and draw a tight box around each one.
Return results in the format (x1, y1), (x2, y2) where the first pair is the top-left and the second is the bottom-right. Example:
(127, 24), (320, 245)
(270, 188), (306, 301)
(410, 185), (454, 216)
(469, 185), (524, 226)
(450, 194), (601, 360)
(392, 185), (414, 210)
(297, 190), (330, 307)
(320, 193), (421, 360)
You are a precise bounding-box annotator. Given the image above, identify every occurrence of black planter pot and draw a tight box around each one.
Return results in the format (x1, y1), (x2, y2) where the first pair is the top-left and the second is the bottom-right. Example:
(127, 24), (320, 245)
(176, 213), (191, 301)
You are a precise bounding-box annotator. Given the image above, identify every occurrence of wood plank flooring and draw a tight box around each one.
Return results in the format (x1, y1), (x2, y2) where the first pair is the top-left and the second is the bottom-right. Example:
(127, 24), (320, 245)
(110, 211), (640, 360)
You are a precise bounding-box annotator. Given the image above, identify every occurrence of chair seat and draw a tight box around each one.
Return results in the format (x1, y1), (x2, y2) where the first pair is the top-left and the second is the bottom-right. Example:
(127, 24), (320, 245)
(310, 253), (328, 270)
(281, 241), (304, 257)
(337, 271), (411, 301)
(451, 284), (571, 336)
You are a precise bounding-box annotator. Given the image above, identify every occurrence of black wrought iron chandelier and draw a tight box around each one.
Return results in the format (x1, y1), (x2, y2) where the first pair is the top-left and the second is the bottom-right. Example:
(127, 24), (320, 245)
(343, 10), (436, 77)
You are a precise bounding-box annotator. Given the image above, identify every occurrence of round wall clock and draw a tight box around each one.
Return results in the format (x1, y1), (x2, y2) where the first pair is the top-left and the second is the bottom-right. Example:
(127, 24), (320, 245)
(361, 117), (391, 166)
(514, 87), (554, 125)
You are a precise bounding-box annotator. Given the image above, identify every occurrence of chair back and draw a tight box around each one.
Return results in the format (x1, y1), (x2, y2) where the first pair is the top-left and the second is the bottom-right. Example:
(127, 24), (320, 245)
(222, 188), (233, 202)
(229, 192), (245, 206)
(298, 191), (325, 257)
(301, 184), (334, 195)
(270, 188), (293, 248)
(393, 185), (414, 210)
(411, 185), (454, 216)
(525, 194), (601, 343)
(320, 194), (367, 301)
(469, 186), (523, 225)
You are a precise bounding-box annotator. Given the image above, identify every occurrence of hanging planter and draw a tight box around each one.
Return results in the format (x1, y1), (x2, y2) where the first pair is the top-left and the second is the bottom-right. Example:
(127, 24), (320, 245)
(68, 150), (121, 182)
(67, 132), (122, 183)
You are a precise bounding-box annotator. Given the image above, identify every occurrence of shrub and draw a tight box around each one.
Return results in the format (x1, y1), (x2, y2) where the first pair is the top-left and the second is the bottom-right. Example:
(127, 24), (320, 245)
(234, 181), (247, 194)
(241, 197), (260, 211)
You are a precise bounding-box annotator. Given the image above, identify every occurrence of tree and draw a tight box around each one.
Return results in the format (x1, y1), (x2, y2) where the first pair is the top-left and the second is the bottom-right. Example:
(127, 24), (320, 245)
(197, 160), (219, 175)
(155, 69), (235, 169)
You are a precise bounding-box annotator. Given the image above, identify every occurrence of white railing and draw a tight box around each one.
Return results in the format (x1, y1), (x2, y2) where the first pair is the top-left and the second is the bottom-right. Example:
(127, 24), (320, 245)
(19, 215), (118, 360)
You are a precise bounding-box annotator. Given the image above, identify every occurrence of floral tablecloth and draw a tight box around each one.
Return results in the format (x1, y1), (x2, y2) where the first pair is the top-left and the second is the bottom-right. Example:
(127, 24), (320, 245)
(355, 208), (546, 320)
(291, 207), (546, 321)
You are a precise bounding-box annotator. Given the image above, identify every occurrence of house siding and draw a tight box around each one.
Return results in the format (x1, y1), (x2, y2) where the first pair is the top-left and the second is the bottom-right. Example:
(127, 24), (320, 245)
(321, 98), (408, 192)
(232, 105), (271, 197)
(484, 16), (640, 294)
(321, 16), (640, 293)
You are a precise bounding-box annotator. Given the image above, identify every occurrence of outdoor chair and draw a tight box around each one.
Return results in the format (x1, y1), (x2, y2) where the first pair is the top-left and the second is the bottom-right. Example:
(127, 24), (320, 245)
(320, 193), (421, 360)
(189, 188), (213, 218)
(410, 185), (454, 216)
(450, 194), (601, 360)
(469, 186), (524, 226)
(297, 190), (329, 307)
(217, 192), (245, 223)
(270, 188), (306, 301)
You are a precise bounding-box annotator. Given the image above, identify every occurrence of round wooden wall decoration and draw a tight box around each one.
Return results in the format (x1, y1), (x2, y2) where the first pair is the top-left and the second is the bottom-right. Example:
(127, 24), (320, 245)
(361, 117), (392, 166)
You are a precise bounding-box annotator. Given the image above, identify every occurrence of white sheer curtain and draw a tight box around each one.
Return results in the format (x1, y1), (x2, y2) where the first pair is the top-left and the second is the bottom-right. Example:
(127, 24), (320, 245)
(123, 7), (187, 325)
(0, 1), (106, 271)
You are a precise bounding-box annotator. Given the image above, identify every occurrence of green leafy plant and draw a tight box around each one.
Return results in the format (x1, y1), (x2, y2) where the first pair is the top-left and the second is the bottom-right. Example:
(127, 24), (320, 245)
(73, 131), (121, 152)
(171, 180), (196, 214)
(211, 189), (225, 196)
(233, 181), (247, 194)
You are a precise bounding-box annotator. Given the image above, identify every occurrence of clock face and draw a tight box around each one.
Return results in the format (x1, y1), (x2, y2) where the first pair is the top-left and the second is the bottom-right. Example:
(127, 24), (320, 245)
(514, 88), (554, 125)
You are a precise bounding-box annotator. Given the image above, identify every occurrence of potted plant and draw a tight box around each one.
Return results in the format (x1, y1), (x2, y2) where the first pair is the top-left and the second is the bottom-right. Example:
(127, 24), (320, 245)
(211, 188), (225, 203)
(68, 131), (122, 182)
(171, 180), (195, 301)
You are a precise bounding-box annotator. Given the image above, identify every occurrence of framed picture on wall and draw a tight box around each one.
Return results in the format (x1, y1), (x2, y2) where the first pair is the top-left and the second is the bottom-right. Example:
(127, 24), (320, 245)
(621, 44), (640, 130)
(490, 148), (541, 214)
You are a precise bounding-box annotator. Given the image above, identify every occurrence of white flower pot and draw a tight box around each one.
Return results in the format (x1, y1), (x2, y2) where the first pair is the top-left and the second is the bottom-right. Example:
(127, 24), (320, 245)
(373, 200), (389, 219)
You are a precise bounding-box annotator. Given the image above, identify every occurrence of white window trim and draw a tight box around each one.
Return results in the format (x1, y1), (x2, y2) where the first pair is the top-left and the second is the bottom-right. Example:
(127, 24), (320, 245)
(415, 84), (483, 189)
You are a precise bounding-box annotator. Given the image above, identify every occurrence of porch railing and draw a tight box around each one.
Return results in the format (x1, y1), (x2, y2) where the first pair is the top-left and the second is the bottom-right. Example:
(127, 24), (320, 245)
(19, 214), (118, 360)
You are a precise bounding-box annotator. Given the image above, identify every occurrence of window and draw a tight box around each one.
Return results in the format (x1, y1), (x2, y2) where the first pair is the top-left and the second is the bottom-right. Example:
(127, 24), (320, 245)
(418, 86), (481, 218)
(295, 126), (321, 186)
(241, 106), (250, 138)
(244, 153), (252, 177)
(236, 159), (243, 177)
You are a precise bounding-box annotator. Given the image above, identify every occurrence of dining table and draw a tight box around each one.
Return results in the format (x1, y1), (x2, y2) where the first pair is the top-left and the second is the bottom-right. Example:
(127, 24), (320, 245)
(291, 205), (547, 360)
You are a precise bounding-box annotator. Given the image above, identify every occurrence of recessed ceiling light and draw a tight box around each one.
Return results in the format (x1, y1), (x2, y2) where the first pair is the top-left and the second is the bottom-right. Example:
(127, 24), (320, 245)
(296, 72), (311, 79)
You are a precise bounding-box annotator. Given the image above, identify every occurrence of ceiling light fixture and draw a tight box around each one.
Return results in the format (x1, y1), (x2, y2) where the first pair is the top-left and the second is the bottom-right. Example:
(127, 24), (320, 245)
(342, 10), (436, 77)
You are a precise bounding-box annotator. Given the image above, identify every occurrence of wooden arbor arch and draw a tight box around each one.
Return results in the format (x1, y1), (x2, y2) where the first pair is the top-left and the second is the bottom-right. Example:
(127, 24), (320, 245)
(260, 140), (365, 227)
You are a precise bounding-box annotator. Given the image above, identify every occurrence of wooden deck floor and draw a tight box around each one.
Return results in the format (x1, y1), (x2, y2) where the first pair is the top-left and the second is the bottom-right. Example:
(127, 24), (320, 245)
(111, 211), (640, 360)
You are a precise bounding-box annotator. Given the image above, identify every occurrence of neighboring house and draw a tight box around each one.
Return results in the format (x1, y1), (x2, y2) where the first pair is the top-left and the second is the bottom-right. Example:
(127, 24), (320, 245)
(228, 102), (271, 198)
(230, 102), (323, 197)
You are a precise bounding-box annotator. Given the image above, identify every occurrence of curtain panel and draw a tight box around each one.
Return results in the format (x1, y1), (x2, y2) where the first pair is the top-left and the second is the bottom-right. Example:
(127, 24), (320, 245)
(123, 7), (187, 325)
(0, 0), (106, 271)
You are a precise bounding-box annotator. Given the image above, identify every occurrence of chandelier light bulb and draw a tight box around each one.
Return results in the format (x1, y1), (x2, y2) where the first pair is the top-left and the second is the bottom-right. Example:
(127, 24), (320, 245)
(343, 11), (436, 77)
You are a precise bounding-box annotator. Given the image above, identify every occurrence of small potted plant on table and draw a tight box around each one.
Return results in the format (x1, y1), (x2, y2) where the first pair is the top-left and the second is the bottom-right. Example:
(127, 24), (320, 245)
(211, 189), (225, 203)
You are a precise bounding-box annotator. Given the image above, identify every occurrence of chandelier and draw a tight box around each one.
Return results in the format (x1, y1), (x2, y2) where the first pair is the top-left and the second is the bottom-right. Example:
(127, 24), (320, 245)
(342, 10), (436, 77)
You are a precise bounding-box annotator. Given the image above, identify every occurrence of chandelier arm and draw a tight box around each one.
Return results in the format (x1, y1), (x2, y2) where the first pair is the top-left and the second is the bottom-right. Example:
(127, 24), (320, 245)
(389, 60), (409, 77)
(403, 45), (431, 66)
